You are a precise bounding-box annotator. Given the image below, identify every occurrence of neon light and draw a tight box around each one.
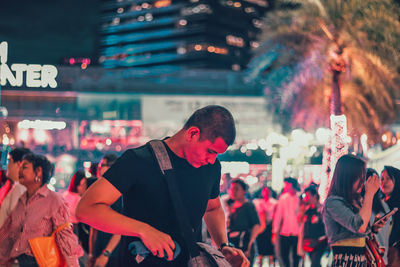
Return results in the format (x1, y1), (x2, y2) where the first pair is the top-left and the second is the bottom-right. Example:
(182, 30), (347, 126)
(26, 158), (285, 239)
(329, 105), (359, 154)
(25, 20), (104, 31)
(17, 120), (67, 130)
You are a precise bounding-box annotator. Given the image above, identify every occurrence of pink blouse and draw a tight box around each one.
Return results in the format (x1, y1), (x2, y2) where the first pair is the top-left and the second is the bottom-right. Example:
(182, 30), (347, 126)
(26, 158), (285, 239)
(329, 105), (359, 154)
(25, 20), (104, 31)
(0, 185), (83, 266)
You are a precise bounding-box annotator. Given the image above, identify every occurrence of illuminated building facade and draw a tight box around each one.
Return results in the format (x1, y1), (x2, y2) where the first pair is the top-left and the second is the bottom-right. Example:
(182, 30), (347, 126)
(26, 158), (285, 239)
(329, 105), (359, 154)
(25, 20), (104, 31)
(99, 0), (272, 70)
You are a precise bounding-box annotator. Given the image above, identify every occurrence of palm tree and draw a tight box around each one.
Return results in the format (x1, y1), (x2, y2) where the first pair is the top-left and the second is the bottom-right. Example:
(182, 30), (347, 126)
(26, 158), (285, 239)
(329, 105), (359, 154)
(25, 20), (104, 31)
(247, 0), (400, 145)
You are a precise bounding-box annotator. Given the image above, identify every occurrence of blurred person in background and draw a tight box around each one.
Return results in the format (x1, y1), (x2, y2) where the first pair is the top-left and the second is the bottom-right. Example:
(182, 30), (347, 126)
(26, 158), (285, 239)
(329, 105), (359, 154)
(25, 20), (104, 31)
(78, 177), (98, 254)
(0, 168), (10, 204)
(63, 170), (87, 226)
(323, 155), (382, 267)
(226, 178), (261, 266)
(97, 154), (118, 179)
(253, 186), (277, 267)
(298, 185), (327, 267)
(0, 147), (31, 228)
(62, 170), (89, 267)
(360, 168), (391, 265)
(90, 162), (99, 178)
(88, 153), (121, 267)
(272, 177), (301, 267)
(0, 153), (82, 267)
(380, 165), (400, 265)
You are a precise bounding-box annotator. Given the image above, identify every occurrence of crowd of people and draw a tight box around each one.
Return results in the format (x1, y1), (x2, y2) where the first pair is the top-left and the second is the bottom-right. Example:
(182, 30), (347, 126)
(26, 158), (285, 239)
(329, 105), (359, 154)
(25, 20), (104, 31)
(0, 105), (399, 267)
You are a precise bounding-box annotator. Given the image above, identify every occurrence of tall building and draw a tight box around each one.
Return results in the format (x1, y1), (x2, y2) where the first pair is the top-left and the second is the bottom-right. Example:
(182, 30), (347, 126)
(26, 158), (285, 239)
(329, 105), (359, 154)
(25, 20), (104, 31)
(100, 0), (272, 70)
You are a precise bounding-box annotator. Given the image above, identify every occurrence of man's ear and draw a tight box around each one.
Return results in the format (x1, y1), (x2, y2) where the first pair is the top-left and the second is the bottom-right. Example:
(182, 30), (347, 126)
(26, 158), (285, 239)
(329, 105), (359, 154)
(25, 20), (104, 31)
(186, 127), (201, 141)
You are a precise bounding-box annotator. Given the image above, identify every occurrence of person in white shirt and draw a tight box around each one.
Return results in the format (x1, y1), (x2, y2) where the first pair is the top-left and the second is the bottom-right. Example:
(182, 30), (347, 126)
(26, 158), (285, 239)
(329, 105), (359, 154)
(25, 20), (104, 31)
(272, 177), (301, 267)
(0, 147), (31, 228)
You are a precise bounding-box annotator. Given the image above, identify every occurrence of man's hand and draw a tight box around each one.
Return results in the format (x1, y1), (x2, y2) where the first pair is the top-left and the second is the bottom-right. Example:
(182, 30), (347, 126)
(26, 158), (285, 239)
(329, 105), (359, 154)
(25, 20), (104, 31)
(139, 224), (176, 260)
(94, 255), (109, 267)
(221, 246), (250, 267)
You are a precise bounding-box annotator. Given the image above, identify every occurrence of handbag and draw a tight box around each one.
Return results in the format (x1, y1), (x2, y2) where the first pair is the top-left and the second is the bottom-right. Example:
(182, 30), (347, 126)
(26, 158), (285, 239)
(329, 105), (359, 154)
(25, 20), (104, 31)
(28, 222), (72, 267)
(149, 140), (232, 267)
(365, 232), (386, 267)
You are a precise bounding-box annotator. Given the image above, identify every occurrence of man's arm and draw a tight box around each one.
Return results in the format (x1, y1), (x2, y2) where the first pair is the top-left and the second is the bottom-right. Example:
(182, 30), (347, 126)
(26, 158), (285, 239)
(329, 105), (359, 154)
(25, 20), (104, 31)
(203, 197), (249, 267)
(76, 178), (176, 260)
(203, 197), (228, 247)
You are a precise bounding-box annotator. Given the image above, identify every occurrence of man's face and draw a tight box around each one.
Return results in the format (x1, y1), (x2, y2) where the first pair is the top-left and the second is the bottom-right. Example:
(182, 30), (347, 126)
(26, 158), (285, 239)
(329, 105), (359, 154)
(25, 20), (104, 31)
(304, 191), (317, 204)
(228, 183), (246, 201)
(98, 159), (111, 178)
(283, 181), (293, 193)
(6, 157), (20, 182)
(183, 135), (228, 168)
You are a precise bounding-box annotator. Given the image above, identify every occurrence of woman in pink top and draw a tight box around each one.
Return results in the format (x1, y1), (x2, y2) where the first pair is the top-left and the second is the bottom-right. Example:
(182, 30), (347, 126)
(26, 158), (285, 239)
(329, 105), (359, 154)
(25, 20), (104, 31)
(62, 170), (87, 224)
(0, 153), (82, 267)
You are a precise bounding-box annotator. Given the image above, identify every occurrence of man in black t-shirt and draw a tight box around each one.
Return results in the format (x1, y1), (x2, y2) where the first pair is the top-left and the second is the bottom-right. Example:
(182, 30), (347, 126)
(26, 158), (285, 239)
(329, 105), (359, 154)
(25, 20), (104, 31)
(76, 105), (249, 267)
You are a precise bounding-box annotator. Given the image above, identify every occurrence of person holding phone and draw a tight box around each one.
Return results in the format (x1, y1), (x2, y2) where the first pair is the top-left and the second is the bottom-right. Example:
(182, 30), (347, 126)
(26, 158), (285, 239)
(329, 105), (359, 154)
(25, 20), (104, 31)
(362, 168), (392, 264)
(323, 155), (380, 266)
(380, 166), (400, 265)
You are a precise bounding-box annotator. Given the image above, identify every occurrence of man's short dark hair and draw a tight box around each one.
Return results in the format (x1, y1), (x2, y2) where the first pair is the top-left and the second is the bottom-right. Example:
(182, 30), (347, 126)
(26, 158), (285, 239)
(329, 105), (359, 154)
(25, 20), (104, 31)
(103, 153), (118, 166)
(184, 105), (236, 146)
(9, 147), (31, 162)
(231, 178), (249, 191)
(304, 185), (319, 200)
(284, 177), (300, 191)
(22, 153), (53, 185)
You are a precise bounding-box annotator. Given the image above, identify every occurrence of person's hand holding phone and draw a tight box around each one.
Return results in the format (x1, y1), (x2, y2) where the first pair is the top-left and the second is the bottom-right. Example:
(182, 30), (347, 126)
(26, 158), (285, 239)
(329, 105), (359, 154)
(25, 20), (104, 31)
(372, 208), (398, 233)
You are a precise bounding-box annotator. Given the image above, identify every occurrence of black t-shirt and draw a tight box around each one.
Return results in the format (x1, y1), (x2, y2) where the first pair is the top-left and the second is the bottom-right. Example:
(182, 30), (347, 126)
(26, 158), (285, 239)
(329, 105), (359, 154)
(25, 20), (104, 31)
(103, 141), (221, 266)
(227, 202), (260, 250)
(303, 207), (325, 240)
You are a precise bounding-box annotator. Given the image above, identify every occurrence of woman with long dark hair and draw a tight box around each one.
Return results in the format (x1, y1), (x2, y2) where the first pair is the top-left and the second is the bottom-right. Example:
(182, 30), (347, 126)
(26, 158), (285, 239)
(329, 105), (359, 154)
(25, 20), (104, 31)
(322, 154), (380, 266)
(62, 170), (87, 225)
(381, 165), (400, 265)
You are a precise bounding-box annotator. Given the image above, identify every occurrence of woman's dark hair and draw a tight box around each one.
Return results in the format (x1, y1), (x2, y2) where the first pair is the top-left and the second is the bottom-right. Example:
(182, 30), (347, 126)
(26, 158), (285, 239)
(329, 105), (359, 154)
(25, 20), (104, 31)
(327, 154), (366, 205)
(86, 177), (97, 188)
(382, 165), (400, 197)
(231, 178), (249, 191)
(22, 153), (53, 186)
(9, 147), (31, 163)
(68, 170), (86, 193)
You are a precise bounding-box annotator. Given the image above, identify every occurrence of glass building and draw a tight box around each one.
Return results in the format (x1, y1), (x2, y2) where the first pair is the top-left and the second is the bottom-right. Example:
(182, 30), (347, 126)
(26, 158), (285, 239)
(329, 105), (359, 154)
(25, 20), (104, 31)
(99, 0), (272, 70)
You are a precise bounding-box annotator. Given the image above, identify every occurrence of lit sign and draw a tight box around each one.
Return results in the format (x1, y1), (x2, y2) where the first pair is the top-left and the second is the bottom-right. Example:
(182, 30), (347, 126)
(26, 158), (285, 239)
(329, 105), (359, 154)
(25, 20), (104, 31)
(0, 41), (58, 88)
(18, 119), (66, 130)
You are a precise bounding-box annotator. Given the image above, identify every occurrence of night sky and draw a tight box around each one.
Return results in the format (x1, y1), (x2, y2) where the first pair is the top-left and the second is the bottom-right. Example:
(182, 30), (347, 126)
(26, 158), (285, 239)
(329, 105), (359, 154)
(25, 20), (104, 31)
(0, 0), (100, 65)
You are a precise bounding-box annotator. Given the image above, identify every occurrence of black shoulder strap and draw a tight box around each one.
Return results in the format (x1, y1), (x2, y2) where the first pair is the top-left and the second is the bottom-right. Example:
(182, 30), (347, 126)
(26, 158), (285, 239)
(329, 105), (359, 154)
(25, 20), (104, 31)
(148, 140), (200, 257)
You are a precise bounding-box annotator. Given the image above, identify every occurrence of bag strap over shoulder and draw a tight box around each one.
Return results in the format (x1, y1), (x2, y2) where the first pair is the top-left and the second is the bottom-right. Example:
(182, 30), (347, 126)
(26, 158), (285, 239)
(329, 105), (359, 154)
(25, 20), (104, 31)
(148, 140), (200, 257)
(149, 140), (173, 174)
(51, 222), (72, 237)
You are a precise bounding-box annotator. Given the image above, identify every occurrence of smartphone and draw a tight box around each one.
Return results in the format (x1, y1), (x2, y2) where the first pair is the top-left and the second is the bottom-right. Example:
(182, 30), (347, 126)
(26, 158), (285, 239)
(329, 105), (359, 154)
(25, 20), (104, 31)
(374, 207), (398, 225)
